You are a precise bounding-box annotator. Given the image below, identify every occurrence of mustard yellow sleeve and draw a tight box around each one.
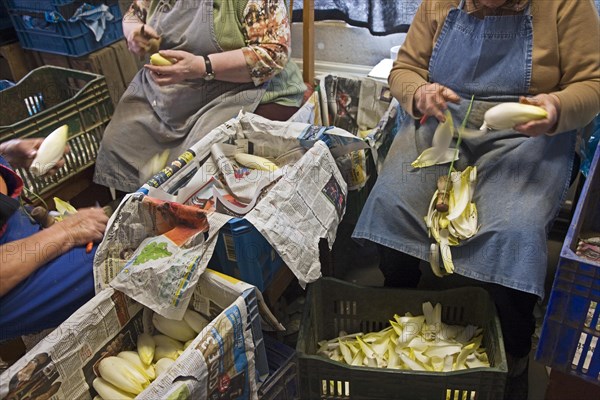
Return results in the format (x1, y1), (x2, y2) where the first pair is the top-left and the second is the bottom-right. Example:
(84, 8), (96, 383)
(550, 0), (600, 134)
(389, 0), (445, 118)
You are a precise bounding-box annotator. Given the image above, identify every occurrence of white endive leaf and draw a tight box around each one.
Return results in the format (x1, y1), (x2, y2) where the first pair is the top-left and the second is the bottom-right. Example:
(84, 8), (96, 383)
(411, 147), (458, 169)
(414, 350), (434, 371)
(387, 342), (402, 369)
(431, 356), (445, 372)
(454, 343), (476, 371)
(339, 340), (354, 364)
(399, 352), (426, 371)
(424, 344), (462, 358)
(442, 354), (454, 372)
(456, 325), (478, 344)
(357, 336), (376, 359)
(432, 111), (454, 149)
(429, 243), (446, 278)
(439, 229), (455, 273)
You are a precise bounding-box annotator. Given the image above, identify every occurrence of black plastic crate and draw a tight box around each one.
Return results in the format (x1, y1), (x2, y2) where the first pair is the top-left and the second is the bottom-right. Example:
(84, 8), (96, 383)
(259, 335), (299, 400)
(296, 278), (507, 400)
(536, 146), (600, 385)
(0, 66), (113, 196)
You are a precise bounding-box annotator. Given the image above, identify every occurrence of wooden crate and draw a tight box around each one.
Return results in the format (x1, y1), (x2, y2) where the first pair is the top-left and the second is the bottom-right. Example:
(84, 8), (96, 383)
(0, 41), (36, 81)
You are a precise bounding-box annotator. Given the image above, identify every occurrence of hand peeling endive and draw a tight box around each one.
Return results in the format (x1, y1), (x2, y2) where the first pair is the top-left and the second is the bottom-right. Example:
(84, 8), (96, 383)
(411, 111), (458, 168)
(317, 302), (490, 371)
(426, 167), (479, 277)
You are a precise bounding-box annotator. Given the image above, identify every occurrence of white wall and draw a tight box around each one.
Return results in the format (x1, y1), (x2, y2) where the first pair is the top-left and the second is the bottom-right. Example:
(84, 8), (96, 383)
(291, 21), (406, 68)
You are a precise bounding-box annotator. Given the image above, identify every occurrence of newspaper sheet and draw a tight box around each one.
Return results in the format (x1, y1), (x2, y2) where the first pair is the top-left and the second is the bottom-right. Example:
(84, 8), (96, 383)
(246, 140), (347, 287)
(135, 112), (357, 288)
(318, 74), (395, 190)
(0, 271), (268, 400)
(93, 194), (217, 320)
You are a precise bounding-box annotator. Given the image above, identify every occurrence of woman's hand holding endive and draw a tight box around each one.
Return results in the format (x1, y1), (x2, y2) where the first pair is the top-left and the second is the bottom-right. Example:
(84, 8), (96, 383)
(515, 94), (560, 137)
(145, 50), (206, 86)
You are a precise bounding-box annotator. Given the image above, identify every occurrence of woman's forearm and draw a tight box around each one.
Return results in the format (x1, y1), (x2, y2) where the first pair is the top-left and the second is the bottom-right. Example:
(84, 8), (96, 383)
(0, 223), (73, 296)
(205, 50), (253, 83)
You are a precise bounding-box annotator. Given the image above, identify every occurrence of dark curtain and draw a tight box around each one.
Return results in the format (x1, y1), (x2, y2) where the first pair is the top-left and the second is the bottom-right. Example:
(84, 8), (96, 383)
(291, 0), (421, 36)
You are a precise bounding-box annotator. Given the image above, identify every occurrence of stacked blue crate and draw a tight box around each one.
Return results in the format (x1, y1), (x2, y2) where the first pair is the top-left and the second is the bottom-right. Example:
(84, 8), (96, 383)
(6, 0), (123, 56)
(0, 1), (17, 45)
(536, 145), (600, 385)
(208, 218), (285, 292)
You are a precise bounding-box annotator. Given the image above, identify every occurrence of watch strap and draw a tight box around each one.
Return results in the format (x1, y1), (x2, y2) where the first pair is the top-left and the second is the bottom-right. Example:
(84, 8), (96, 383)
(204, 56), (215, 80)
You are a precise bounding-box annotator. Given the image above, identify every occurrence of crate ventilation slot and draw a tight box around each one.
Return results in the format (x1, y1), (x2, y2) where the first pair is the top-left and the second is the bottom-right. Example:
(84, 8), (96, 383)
(320, 379), (350, 398)
(446, 389), (477, 400)
(333, 300), (358, 333)
(443, 305), (465, 324)
(571, 300), (600, 375)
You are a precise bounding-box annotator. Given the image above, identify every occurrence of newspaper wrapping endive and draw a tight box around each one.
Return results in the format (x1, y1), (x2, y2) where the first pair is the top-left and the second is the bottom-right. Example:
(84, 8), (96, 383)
(0, 270), (276, 400)
(127, 111), (366, 293)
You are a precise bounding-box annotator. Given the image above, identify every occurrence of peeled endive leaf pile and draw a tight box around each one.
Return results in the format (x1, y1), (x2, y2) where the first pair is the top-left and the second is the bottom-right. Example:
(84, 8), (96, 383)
(411, 105), (480, 277)
(425, 166), (479, 277)
(317, 302), (490, 372)
(93, 309), (210, 399)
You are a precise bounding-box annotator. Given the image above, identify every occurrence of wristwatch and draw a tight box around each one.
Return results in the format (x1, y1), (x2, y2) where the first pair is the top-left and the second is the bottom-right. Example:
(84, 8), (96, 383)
(203, 55), (215, 81)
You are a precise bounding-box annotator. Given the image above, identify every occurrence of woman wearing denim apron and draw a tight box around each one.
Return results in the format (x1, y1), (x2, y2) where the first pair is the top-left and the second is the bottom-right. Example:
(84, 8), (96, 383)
(353, 0), (599, 396)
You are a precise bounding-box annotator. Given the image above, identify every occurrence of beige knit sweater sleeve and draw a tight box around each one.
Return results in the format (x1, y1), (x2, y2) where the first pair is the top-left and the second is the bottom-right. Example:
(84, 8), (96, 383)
(389, 0), (600, 134)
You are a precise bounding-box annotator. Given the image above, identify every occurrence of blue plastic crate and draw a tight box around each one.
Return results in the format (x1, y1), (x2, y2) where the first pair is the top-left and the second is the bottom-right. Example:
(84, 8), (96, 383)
(242, 288), (269, 384)
(0, 1), (12, 29)
(259, 335), (299, 400)
(8, 3), (123, 56)
(536, 146), (600, 385)
(0, 1), (16, 45)
(0, 80), (15, 90)
(6, 0), (74, 13)
(208, 218), (285, 292)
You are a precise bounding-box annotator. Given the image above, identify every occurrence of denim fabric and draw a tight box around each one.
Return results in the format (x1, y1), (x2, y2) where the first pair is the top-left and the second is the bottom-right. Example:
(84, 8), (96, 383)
(353, 1), (576, 299)
(429, 0), (533, 99)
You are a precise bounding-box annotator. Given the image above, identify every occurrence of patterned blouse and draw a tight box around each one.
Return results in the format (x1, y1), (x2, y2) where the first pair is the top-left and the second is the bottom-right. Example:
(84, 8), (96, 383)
(126, 0), (292, 86)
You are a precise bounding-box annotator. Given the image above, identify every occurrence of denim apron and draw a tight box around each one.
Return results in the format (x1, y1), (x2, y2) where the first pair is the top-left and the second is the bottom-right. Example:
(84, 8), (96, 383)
(94, 0), (266, 192)
(354, 0), (577, 299)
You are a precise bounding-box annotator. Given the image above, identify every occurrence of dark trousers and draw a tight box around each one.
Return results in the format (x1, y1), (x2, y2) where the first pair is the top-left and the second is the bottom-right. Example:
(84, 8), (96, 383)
(377, 244), (537, 358)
